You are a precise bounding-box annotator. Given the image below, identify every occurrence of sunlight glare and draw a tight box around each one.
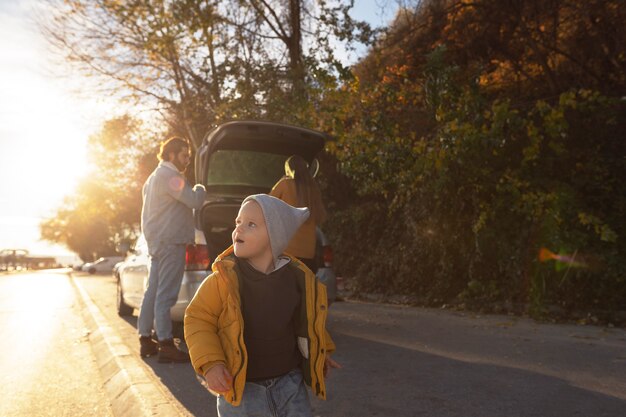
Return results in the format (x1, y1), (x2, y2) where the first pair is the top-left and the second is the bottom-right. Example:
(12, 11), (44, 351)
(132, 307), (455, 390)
(0, 0), (113, 256)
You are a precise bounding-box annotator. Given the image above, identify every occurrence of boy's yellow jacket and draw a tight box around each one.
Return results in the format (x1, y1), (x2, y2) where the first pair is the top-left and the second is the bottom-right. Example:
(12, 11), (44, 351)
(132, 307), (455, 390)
(184, 246), (335, 406)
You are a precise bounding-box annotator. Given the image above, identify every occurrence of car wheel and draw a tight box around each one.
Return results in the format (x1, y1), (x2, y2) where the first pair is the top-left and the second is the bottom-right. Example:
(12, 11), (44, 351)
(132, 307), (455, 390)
(116, 279), (133, 316)
(88, 267), (96, 275)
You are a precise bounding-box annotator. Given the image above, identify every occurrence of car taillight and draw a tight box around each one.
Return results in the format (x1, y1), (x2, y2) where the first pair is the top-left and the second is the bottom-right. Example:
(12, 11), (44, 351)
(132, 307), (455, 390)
(322, 245), (333, 267)
(185, 244), (210, 271)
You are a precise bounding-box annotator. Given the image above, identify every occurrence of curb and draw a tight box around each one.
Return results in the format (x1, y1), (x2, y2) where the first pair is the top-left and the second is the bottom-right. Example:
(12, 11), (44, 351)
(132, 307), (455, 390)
(70, 273), (186, 417)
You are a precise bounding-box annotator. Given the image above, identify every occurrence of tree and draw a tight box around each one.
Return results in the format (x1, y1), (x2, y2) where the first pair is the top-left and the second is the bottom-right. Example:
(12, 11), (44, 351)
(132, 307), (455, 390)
(323, 0), (626, 315)
(441, 0), (626, 97)
(40, 0), (375, 140)
(40, 116), (156, 261)
(42, 0), (229, 146)
(38, 0), (377, 263)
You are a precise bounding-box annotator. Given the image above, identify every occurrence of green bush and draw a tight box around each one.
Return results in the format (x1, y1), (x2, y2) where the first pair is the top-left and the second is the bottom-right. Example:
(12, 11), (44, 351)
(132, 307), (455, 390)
(326, 51), (625, 316)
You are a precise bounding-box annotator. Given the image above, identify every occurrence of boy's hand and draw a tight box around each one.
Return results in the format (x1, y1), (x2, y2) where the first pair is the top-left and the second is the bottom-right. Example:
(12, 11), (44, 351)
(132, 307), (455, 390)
(324, 356), (342, 377)
(204, 364), (233, 393)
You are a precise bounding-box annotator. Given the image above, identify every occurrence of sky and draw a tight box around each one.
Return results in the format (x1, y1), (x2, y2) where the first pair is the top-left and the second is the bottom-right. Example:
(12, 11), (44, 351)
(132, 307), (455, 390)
(0, 0), (399, 261)
(0, 0), (101, 261)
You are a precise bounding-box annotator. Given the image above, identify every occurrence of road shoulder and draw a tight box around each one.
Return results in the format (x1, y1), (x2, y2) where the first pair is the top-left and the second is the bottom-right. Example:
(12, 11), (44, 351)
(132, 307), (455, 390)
(70, 271), (189, 417)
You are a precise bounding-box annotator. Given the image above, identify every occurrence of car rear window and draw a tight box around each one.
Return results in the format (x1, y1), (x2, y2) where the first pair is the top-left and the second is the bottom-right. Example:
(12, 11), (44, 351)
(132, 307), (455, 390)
(206, 150), (287, 188)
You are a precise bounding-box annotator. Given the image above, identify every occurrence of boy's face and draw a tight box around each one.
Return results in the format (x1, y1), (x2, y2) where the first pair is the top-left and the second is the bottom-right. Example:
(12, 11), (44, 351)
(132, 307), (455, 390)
(232, 200), (272, 263)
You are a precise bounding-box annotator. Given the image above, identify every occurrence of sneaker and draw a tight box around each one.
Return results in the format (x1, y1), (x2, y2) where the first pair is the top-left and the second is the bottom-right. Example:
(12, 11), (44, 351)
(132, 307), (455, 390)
(139, 336), (158, 358)
(158, 339), (190, 363)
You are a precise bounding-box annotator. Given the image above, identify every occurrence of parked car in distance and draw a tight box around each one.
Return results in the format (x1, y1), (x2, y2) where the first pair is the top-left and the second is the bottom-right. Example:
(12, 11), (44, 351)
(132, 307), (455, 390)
(82, 256), (124, 274)
(115, 121), (338, 326)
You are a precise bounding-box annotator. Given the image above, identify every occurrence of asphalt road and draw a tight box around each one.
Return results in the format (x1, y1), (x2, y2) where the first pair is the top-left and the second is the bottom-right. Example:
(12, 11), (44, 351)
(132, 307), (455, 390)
(3, 269), (626, 416)
(76, 271), (626, 417)
(0, 270), (112, 416)
(321, 302), (626, 417)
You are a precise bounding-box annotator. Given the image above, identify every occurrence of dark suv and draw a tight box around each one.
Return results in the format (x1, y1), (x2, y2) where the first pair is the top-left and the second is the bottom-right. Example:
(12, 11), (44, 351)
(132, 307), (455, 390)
(194, 121), (337, 301)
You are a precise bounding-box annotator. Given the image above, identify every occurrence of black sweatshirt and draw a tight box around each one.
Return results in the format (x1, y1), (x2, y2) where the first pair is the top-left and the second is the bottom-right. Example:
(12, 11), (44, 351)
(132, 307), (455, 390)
(235, 257), (302, 381)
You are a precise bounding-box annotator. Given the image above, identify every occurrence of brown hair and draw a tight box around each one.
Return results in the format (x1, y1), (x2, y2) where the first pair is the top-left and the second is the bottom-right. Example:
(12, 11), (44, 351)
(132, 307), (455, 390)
(285, 155), (327, 224)
(158, 137), (189, 161)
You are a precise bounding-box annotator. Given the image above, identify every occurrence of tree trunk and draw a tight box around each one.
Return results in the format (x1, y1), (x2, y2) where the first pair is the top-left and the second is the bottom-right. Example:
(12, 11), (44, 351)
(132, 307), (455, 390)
(288, 0), (305, 100)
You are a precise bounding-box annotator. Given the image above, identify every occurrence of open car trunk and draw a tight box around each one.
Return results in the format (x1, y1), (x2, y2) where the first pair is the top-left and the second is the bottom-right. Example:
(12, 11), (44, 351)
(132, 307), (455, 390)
(195, 121), (328, 262)
(200, 199), (242, 261)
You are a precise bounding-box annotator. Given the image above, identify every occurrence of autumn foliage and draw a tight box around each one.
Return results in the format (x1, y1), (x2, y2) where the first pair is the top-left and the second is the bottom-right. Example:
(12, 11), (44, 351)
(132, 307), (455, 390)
(322, 0), (625, 317)
(40, 0), (625, 318)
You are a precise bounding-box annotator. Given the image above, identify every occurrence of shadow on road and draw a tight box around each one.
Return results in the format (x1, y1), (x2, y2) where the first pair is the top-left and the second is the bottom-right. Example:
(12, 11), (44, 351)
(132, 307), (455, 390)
(121, 318), (626, 417)
(121, 315), (216, 417)
(312, 329), (626, 417)
(76, 274), (626, 417)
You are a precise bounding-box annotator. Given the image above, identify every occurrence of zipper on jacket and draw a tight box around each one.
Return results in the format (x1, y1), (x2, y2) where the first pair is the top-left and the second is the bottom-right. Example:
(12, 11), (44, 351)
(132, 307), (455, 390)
(232, 320), (246, 403)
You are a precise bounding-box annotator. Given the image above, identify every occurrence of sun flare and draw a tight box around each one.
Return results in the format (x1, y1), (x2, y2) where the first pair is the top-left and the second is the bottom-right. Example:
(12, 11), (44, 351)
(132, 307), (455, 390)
(4, 84), (92, 211)
(0, 2), (109, 255)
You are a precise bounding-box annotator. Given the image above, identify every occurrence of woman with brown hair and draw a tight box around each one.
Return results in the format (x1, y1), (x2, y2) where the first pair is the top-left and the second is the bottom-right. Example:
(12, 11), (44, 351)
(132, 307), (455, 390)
(270, 155), (327, 272)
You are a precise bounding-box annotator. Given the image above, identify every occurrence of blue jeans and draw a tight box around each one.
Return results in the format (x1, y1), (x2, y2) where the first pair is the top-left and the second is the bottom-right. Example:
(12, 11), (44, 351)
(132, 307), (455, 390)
(137, 243), (186, 340)
(217, 369), (312, 417)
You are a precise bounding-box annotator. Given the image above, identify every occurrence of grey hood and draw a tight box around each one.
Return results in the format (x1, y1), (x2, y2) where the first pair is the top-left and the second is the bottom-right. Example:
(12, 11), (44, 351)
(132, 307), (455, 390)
(242, 194), (310, 262)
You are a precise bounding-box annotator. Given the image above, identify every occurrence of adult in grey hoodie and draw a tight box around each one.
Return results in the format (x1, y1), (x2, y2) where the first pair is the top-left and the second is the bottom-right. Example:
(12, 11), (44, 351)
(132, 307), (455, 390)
(137, 137), (206, 363)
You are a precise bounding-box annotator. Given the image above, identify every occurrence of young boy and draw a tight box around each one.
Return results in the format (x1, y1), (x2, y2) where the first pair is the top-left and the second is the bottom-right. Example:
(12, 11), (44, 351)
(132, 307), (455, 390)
(184, 194), (340, 416)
